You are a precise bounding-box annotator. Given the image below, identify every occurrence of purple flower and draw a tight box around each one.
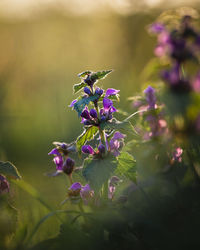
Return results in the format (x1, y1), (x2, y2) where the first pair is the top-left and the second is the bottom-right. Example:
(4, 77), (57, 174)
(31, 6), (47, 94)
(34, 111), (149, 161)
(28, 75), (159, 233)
(95, 88), (104, 96)
(53, 155), (63, 171)
(103, 98), (117, 113)
(80, 184), (94, 205)
(69, 99), (77, 107)
(108, 176), (121, 199)
(192, 73), (200, 92)
(161, 64), (180, 85)
(68, 182), (82, 197)
(82, 145), (95, 155)
(0, 175), (9, 194)
(81, 109), (91, 120)
(105, 88), (120, 97)
(172, 147), (183, 163)
(109, 132), (125, 156)
(48, 148), (60, 156)
(90, 109), (98, 119)
(144, 86), (156, 109)
(98, 144), (105, 154)
(149, 23), (165, 34)
(84, 87), (91, 95)
(62, 157), (75, 175)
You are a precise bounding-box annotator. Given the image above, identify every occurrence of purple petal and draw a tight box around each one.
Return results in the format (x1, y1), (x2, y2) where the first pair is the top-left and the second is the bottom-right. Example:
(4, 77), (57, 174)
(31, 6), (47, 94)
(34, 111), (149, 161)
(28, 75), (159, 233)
(69, 99), (77, 107)
(81, 109), (90, 120)
(48, 148), (60, 156)
(105, 88), (120, 97)
(103, 98), (113, 110)
(53, 155), (63, 170)
(149, 23), (165, 34)
(110, 106), (117, 113)
(90, 109), (98, 119)
(113, 132), (126, 140)
(69, 182), (82, 191)
(82, 145), (95, 154)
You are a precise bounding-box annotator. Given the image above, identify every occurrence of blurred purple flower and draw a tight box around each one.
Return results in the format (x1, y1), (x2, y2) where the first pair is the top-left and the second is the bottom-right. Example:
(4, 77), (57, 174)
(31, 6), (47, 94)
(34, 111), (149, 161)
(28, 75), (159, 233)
(109, 132), (126, 156)
(108, 176), (121, 199)
(172, 147), (183, 163)
(144, 86), (156, 109)
(68, 182), (82, 197)
(149, 23), (165, 34)
(192, 73), (200, 92)
(80, 184), (94, 205)
(62, 157), (75, 175)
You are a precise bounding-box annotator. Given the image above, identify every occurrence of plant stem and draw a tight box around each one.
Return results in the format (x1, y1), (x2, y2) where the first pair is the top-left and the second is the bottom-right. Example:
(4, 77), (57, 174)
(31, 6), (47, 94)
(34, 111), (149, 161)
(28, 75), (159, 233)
(94, 100), (108, 153)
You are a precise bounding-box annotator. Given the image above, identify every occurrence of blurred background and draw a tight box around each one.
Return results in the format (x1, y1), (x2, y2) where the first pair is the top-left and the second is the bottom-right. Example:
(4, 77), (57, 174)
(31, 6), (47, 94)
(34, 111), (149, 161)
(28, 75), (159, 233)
(0, 0), (199, 245)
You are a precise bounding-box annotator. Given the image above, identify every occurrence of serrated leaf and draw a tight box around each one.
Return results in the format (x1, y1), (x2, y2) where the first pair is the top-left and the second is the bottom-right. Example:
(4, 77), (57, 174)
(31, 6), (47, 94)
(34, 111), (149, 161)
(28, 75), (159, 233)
(0, 161), (21, 179)
(116, 152), (136, 182)
(78, 71), (92, 78)
(83, 155), (117, 191)
(100, 119), (134, 133)
(76, 126), (98, 153)
(73, 82), (87, 94)
(91, 70), (112, 81)
(74, 94), (99, 116)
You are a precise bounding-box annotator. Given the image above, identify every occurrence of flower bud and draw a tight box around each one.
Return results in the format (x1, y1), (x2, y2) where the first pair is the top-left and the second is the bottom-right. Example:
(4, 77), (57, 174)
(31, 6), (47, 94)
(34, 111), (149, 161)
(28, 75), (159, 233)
(62, 158), (75, 175)
(84, 75), (96, 86)
(84, 87), (91, 95)
(81, 110), (90, 120)
(98, 144), (105, 154)
(82, 145), (94, 154)
(95, 88), (104, 96)
(90, 109), (98, 119)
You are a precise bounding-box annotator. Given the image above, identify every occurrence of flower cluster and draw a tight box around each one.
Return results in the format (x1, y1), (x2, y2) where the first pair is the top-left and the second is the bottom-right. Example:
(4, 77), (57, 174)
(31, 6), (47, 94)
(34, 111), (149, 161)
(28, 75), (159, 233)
(134, 85), (168, 140)
(68, 182), (94, 205)
(82, 131), (125, 157)
(48, 143), (76, 176)
(150, 15), (200, 92)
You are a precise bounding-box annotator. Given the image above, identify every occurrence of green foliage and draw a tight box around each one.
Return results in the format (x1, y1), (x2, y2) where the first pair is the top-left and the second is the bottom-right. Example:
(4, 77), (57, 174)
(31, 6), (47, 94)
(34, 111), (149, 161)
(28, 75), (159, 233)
(90, 70), (112, 80)
(76, 126), (98, 153)
(74, 95), (99, 116)
(78, 71), (92, 78)
(0, 161), (21, 179)
(83, 155), (117, 191)
(116, 152), (137, 182)
(73, 82), (87, 94)
(100, 118), (134, 133)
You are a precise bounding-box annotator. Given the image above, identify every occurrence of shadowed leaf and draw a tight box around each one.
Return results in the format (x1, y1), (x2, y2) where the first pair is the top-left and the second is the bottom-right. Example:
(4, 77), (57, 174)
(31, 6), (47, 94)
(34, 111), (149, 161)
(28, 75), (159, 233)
(0, 161), (21, 179)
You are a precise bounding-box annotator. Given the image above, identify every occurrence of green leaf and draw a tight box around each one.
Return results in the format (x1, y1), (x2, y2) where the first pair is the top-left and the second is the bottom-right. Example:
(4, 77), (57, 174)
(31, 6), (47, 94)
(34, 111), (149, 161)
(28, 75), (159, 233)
(116, 152), (137, 182)
(76, 126), (98, 153)
(100, 119), (134, 133)
(74, 94), (99, 116)
(0, 161), (21, 179)
(91, 70), (112, 81)
(73, 82), (87, 94)
(83, 155), (117, 191)
(78, 71), (92, 78)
